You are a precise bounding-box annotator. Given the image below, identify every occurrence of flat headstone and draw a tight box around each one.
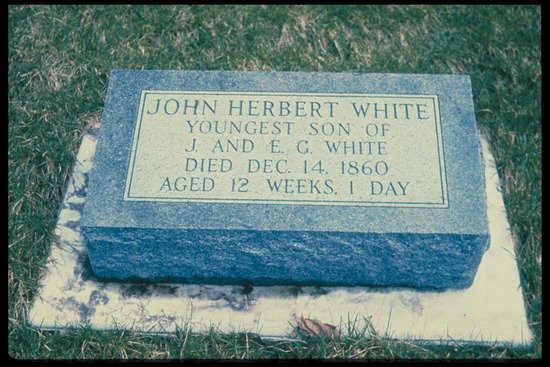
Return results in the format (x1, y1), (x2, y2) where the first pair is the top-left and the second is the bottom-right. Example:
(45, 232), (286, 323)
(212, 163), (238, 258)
(81, 70), (489, 289)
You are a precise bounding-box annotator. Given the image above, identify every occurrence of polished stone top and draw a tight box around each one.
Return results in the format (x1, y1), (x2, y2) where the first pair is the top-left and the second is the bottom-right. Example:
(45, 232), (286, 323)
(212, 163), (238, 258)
(82, 70), (488, 236)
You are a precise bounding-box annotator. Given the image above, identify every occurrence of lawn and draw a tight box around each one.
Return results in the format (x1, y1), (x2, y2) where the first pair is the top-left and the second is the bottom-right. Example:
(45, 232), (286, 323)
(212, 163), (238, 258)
(8, 5), (541, 359)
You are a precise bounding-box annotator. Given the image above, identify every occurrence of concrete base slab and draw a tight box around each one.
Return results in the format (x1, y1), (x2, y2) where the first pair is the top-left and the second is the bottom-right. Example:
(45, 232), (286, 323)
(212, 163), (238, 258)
(28, 128), (532, 346)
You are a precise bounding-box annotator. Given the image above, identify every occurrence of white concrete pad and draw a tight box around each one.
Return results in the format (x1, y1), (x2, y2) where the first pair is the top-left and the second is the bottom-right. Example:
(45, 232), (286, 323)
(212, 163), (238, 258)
(28, 132), (532, 346)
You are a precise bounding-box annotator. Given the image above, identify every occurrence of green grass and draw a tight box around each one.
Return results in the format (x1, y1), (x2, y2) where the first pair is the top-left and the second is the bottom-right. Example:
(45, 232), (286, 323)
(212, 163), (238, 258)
(8, 4), (541, 359)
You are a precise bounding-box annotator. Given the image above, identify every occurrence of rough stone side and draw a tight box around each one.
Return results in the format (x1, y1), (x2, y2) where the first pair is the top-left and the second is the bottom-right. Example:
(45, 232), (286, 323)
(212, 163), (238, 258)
(82, 226), (489, 290)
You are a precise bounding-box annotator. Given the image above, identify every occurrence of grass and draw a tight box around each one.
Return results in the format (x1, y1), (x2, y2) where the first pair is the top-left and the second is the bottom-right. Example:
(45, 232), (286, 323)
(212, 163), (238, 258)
(8, 4), (541, 359)
(7, 322), (535, 360)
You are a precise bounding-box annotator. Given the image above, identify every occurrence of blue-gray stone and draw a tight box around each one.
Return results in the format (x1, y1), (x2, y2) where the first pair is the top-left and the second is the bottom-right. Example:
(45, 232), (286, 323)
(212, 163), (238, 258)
(81, 70), (489, 289)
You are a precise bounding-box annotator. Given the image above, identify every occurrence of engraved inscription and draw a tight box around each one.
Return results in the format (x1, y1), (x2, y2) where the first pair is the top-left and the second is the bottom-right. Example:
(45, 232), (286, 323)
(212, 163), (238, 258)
(124, 91), (448, 207)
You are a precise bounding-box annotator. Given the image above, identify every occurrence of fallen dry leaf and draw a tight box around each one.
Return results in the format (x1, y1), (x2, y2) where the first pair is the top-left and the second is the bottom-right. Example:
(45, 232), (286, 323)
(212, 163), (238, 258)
(291, 313), (341, 339)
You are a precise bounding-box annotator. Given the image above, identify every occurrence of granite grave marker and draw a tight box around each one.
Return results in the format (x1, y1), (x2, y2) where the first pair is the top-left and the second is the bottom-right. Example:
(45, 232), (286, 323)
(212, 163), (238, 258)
(81, 70), (489, 289)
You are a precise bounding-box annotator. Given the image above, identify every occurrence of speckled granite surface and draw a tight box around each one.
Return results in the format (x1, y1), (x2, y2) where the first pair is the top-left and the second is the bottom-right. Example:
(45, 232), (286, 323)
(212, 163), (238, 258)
(28, 127), (531, 346)
(81, 71), (489, 289)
